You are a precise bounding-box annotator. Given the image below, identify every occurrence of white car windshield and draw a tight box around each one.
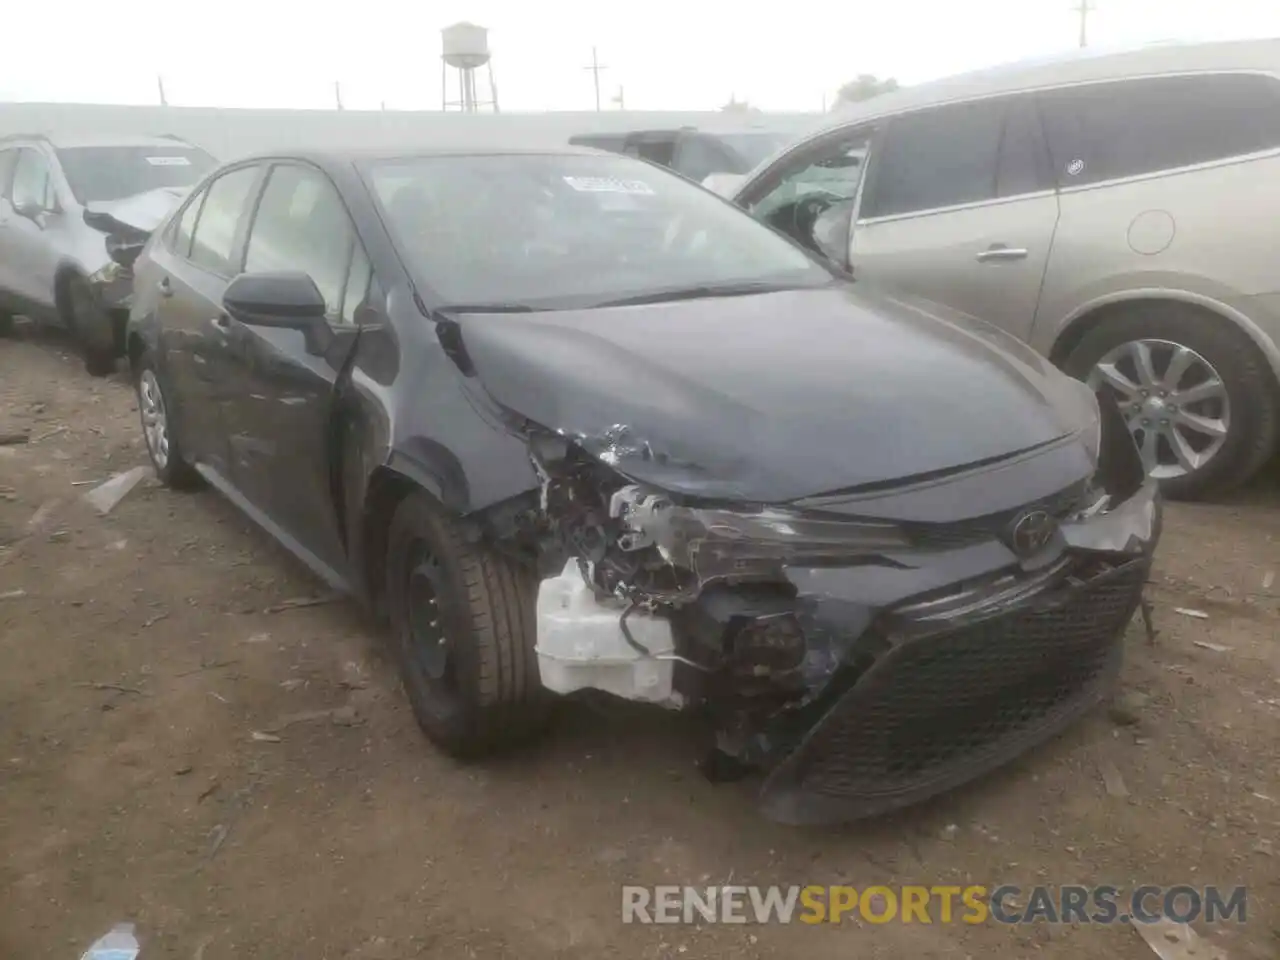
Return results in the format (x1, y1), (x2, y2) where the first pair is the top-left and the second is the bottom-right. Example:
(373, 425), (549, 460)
(366, 152), (832, 309)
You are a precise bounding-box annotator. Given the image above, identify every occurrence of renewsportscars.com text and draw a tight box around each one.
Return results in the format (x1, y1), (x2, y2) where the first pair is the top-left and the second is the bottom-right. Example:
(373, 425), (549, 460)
(621, 884), (1247, 925)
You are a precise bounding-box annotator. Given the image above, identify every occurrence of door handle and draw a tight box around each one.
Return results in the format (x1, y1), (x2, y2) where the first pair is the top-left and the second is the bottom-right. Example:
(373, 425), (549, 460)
(975, 244), (1029, 263)
(157, 276), (173, 297)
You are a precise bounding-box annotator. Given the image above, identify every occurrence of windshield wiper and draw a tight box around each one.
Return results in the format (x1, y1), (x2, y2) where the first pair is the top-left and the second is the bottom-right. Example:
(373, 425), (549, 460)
(433, 303), (544, 315)
(591, 280), (814, 309)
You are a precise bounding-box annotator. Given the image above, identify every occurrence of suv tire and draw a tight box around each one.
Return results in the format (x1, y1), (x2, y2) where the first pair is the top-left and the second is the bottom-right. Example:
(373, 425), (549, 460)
(1063, 302), (1277, 501)
(385, 491), (551, 758)
(0, 311), (13, 337)
(61, 274), (117, 377)
(133, 350), (203, 490)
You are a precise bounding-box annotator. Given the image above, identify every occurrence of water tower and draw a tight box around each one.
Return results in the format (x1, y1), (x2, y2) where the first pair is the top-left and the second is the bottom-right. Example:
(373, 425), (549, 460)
(441, 22), (499, 112)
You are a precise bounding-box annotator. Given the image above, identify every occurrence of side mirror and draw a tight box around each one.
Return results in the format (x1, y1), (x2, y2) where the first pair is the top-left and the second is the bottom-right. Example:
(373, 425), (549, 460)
(223, 271), (331, 355)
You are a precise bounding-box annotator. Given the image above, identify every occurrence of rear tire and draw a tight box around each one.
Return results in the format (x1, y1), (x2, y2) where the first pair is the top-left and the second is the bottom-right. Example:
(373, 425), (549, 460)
(133, 350), (202, 490)
(385, 491), (550, 758)
(1062, 302), (1277, 501)
(0, 311), (13, 337)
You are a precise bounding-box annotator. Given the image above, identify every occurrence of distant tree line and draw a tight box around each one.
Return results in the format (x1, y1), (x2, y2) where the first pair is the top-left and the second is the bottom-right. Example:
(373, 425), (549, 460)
(833, 74), (899, 107)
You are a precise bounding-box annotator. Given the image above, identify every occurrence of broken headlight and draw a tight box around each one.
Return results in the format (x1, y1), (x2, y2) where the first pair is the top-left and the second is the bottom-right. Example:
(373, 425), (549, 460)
(87, 260), (127, 288)
(610, 485), (909, 583)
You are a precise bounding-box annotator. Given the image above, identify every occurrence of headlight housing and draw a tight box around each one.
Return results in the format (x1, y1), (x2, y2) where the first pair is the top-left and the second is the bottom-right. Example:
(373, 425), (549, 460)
(610, 485), (909, 583)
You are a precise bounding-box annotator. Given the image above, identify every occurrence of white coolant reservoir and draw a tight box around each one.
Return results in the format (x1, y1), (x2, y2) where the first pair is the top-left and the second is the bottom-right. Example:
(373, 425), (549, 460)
(535, 560), (681, 707)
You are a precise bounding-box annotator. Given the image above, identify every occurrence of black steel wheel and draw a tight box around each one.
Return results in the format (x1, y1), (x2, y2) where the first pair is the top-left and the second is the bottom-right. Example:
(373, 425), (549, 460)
(384, 491), (550, 758)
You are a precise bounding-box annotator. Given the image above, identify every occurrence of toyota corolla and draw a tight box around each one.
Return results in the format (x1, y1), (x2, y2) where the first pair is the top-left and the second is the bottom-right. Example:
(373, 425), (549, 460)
(123, 145), (1160, 824)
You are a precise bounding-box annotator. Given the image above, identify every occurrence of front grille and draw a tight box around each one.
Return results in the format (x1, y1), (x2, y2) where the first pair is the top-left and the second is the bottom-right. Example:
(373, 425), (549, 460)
(903, 481), (1088, 551)
(759, 557), (1148, 825)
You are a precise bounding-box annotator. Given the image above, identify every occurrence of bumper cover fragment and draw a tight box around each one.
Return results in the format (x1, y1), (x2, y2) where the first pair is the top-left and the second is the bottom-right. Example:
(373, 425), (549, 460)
(760, 556), (1149, 824)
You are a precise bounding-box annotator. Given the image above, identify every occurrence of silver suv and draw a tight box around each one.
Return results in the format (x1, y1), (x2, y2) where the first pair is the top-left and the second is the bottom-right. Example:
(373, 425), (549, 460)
(0, 133), (216, 374)
(728, 39), (1280, 500)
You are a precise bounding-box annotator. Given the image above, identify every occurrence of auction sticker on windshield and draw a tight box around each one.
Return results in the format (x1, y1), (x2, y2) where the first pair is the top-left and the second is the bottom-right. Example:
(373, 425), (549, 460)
(145, 156), (192, 166)
(562, 175), (655, 195)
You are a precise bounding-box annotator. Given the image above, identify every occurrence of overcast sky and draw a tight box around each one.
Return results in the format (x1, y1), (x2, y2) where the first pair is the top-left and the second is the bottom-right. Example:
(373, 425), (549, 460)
(4, 0), (1278, 112)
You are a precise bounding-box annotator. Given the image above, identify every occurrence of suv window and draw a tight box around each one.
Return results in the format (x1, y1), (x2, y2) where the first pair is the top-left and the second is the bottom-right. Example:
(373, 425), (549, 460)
(244, 164), (364, 324)
(996, 97), (1053, 198)
(10, 149), (56, 211)
(1039, 73), (1280, 187)
(188, 166), (260, 275)
(674, 134), (737, 182)
(747, 134), (870, 220)
(862, 99), (1006, 218)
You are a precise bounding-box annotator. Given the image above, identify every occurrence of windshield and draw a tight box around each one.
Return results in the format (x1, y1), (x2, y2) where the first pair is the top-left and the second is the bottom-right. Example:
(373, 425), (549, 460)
(716, 132), (793, 169)
(56, 145), (217, 204)
(367, 152), (832, 309)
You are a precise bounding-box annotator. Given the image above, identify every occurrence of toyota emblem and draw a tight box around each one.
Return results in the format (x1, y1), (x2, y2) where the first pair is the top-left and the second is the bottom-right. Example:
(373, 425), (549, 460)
(1009, 509), (1057, 557)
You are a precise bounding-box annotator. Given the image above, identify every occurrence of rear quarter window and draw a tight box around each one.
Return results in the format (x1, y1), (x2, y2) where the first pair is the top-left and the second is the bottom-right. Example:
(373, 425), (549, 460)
(1038, 72), (1280, 187)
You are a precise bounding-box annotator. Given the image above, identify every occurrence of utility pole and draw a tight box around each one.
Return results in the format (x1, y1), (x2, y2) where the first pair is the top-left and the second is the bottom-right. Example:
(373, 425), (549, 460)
(157, 75), (168, 107)
(334, 81), (344, 110)
(612, 85), (625, 110)
(1074, 0), (1094, 48)
(583, 46), (608, 111)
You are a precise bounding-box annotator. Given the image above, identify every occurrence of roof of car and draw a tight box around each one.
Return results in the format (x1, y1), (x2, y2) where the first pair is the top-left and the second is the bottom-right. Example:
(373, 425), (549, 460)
(0, 131), (202, 150)
(232, 142), (614, 167)
(820, 37), (1280, 128)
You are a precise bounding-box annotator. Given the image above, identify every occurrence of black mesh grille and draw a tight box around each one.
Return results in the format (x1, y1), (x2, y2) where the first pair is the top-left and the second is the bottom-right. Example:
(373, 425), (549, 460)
(903, 481), (1088, 551)
(760, 558), (1147, 824)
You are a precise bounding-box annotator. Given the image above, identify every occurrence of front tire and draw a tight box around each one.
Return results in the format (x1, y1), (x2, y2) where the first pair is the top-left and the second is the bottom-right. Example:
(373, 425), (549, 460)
(133, 351), (202, 490)
(62, 275), (117, 377)
(1063, 302), (1277, 501)
(385, 491), (550, 758)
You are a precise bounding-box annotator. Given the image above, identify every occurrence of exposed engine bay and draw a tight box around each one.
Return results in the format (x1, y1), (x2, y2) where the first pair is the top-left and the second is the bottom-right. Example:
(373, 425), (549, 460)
(512, 396), (1160, 822)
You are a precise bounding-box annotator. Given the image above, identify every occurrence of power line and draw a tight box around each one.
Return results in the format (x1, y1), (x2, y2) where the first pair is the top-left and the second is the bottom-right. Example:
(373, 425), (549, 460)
(583, 46), (608, 112)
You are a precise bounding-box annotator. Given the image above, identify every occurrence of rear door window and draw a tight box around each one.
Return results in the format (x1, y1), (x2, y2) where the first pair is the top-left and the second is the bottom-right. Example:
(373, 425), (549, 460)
(188, 166), (261, 275)
(995, 96), (1054, 197)
(1038, 73), (1280, 187)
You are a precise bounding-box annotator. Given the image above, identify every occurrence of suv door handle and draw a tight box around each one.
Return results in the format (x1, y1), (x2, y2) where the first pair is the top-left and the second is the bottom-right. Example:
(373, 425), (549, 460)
(157, 276), (173, 297)
(975, 245), (1029, 263)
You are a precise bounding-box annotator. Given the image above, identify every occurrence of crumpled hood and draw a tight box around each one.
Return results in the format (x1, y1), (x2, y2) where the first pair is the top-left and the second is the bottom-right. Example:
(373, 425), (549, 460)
(83, 186), (190, 239)
(454, 285), (1098, 502)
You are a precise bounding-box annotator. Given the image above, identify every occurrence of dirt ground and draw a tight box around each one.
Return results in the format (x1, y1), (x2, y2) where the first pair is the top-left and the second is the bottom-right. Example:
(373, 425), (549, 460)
(1, 327), (1278, 960)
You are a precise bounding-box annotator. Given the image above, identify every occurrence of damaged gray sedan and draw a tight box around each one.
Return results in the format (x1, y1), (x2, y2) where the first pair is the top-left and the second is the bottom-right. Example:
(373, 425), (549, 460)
(124, 144), (1160, 825)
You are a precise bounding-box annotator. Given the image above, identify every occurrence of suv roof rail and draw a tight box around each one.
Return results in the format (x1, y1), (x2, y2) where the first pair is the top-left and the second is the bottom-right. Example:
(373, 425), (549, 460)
(156, 132), (192, 142)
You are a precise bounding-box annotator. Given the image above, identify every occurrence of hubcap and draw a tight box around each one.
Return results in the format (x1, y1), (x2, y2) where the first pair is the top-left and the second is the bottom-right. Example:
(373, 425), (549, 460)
(1087, 338), (1230, 480)
(138, 370), (170, 470)
(406, 544), (449, 682)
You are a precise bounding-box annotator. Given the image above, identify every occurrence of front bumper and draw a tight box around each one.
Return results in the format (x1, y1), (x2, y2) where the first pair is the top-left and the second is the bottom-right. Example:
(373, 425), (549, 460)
(755, 479), (1159, 825)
